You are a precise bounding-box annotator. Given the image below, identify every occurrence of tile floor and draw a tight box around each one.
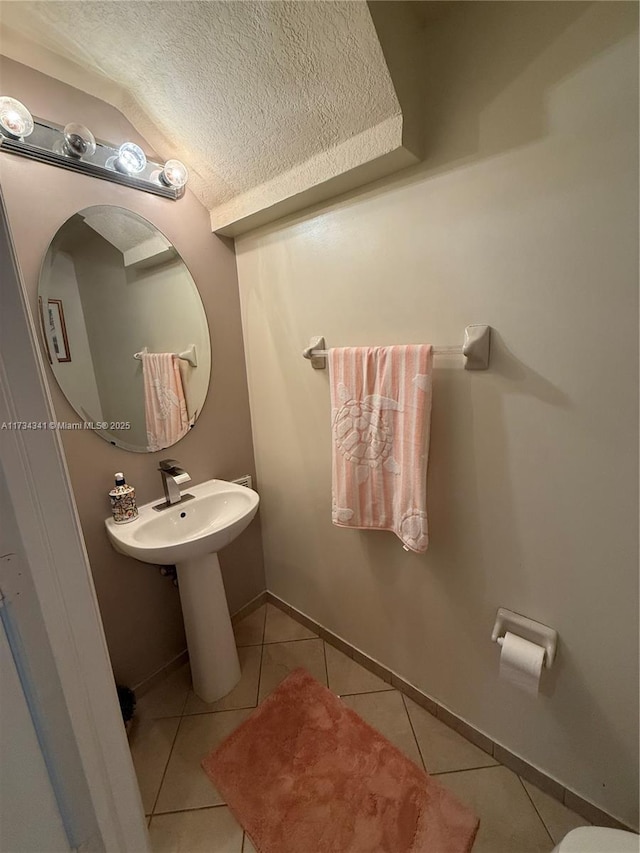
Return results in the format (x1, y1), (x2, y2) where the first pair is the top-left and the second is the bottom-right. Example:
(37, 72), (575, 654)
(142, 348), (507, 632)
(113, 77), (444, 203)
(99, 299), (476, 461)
(130, 603), (590, 852)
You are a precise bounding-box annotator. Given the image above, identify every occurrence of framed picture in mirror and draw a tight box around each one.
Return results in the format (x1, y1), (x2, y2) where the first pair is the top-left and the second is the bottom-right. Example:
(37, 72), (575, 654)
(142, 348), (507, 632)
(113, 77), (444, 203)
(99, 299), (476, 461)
(37, 296), (52, 364)
(47, 298), (71, 363)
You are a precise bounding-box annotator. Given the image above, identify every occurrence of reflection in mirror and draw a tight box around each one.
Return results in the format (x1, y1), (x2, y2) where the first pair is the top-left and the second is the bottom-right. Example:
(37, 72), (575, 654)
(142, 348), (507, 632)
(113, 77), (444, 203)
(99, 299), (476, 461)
(38, 206), (211, 452)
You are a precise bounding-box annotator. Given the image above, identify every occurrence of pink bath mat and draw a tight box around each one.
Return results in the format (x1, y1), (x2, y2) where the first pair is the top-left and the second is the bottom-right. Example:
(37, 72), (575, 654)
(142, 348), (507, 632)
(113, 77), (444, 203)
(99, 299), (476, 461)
(202, 668), (479, 853)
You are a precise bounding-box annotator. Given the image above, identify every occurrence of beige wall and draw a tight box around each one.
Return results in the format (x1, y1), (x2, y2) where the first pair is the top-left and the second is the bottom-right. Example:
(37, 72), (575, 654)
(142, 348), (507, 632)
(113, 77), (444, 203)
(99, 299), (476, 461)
(236, 2), (638, 828)
(0, 58), (265, 687)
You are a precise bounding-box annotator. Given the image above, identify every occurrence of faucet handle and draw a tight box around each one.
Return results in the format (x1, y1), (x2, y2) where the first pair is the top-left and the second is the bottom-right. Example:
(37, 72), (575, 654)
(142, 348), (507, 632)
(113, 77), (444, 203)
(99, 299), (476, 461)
(159, 458), (180, 471)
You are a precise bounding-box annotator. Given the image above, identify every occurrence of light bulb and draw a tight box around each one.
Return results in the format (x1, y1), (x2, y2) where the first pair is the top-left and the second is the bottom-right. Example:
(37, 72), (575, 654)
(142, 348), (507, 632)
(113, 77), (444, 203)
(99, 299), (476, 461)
(115, 142), (146, 174)
(0, 97), (34, 138)
(160, 159), (188, 189)
(63, 123), (96, 158)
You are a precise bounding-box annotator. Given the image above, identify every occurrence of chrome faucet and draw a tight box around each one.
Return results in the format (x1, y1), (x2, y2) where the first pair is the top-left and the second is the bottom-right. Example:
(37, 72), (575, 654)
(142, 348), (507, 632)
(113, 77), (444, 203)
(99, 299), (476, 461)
(158, 459), (192, 507)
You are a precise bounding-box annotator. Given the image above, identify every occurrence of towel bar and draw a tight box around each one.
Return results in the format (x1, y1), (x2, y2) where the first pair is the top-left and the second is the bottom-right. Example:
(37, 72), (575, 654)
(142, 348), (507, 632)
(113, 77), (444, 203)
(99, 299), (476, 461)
(134, 344), (198, 367)
(302, 325), (491, 371)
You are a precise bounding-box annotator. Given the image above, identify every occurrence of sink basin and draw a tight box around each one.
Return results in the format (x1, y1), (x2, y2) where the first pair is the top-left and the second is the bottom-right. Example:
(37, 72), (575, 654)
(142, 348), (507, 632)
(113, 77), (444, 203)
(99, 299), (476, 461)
(105, 478), (259, 704)
(105, 478), (259, 565)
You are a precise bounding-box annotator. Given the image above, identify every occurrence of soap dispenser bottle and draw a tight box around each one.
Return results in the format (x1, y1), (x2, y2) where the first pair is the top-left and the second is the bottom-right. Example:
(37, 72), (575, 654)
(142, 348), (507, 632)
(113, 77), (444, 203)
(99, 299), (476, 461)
(109, 472), (139, 524)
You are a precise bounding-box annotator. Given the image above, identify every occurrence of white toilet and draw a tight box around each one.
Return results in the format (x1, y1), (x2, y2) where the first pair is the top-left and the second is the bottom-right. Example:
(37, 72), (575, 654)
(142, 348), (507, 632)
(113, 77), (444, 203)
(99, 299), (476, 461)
(552, 826), (639, 852)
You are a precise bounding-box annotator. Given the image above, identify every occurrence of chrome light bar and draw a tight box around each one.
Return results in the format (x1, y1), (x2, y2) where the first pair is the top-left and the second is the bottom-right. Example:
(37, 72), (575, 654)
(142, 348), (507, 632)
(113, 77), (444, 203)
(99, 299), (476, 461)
(0, 117), (185, 200)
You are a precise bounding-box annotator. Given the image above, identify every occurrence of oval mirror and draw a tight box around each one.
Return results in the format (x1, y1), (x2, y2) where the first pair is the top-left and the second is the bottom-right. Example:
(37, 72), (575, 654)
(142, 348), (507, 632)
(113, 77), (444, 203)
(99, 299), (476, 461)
(38, 205), (211, 452)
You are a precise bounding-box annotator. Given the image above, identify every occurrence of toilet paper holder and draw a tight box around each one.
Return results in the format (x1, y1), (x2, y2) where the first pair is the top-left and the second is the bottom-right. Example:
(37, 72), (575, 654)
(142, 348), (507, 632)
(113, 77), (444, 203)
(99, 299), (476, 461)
(491, 608), (558, 668)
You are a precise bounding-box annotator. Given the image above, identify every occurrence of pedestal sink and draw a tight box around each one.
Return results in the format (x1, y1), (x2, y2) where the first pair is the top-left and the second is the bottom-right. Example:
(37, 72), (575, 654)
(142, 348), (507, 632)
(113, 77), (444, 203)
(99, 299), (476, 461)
(105, 479), (259, 703)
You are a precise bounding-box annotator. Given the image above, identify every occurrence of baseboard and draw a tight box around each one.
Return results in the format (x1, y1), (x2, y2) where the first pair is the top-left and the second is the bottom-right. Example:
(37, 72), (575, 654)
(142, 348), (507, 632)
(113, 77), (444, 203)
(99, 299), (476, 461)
(132, 649), (189, 699)
(265, 591), (636, 833)
(231, 590), (268, 624)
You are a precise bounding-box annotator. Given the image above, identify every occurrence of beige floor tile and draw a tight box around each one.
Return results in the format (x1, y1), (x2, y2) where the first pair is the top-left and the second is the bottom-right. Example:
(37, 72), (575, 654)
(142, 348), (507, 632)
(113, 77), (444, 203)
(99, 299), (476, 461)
(149, 805), (244, 852)
(242, 832), (258, 853)
(263, 604), (317, 643)
(136, 664), (191, 720)
(233, 606), (266, 647)
(522, 779), (591, 843)
(184, 646), (262, 714)
(258, 638), (327, 700)
(129, 717), (180, 814)
(404, 696), (498, 775)
(325, 643), (394, 696)
(438, 766), (554, 853)
(340, 690), (424, 770)
(154, 708), (252, 813)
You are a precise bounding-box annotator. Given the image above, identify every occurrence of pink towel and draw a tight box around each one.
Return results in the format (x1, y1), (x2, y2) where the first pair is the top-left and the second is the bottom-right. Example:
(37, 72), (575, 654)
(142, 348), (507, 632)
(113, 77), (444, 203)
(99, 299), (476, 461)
(141, 353), (190, 452)
(329, 345), (433, 553)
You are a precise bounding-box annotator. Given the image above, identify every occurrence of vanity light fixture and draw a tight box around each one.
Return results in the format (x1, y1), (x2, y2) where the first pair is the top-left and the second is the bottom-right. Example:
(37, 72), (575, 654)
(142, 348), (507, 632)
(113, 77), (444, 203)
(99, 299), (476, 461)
(115, 142), (147, 175)
(0, 94), (187, 200)
(62, 123), (96, 159)
(160, 159), (189, 189)
(0, 96), (34, 139)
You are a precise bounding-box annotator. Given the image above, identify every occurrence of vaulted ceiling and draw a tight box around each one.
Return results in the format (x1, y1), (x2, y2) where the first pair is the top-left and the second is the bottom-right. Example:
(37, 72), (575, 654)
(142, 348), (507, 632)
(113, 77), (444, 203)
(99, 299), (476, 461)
(0, 2), (435, 234)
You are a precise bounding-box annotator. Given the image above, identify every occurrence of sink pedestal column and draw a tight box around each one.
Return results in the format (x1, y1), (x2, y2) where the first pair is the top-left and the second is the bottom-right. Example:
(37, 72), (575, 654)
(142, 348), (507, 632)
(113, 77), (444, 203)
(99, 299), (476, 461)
(176, 553), (241, 703)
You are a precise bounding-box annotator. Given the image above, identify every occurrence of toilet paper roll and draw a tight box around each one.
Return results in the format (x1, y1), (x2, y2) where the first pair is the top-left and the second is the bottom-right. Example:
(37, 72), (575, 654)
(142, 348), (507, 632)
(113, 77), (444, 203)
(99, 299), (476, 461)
(499, 632), (545, 695)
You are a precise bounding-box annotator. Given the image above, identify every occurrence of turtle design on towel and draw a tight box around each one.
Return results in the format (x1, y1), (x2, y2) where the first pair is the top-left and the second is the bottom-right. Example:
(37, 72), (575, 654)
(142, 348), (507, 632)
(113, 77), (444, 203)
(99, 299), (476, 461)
(332, 382), (402, 485)
(399, 509), (429, 553)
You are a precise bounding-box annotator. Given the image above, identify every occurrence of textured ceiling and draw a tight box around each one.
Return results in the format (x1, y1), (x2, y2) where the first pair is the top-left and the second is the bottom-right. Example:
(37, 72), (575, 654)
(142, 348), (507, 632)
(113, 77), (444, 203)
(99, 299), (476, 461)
(81, 209), (169, 255)
(0, 1), (425, 233)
